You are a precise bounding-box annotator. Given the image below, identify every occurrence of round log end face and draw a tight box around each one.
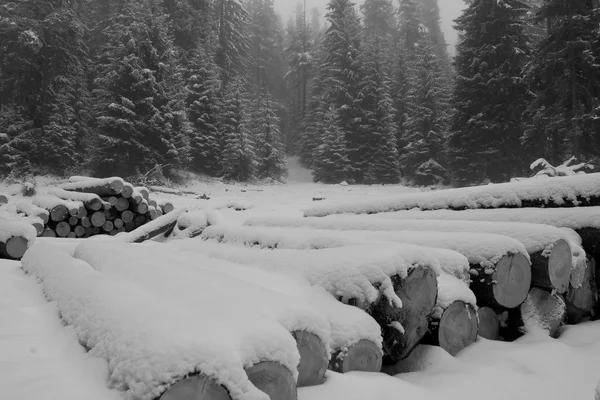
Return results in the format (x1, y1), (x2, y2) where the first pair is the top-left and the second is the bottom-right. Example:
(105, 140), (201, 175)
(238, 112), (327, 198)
(548, 239), (573, 294)
(245, 362), (297, 400)
(477, 307), (500, 341)
(56, 221), (71, 238)
(492, 253), (531, 309)
(372, 266), (438, 361)
(566, 256), (597, 317)
(159, 374), (231, 400)
(41, 229), (56, 238)
(6, 236), (29, 259)
(329, 340), (382, 373)
(50, 205), (69, 222)
(438, 301), (478, 356)
(291, 331), (328, 387)
(122, 184), (134, 198)
(521, 287), (566, 338)
(111, 179), (125, 195)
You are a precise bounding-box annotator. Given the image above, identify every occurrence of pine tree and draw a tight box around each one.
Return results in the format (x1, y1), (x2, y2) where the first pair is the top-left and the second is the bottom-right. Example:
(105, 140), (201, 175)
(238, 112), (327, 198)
(187, 46), (223, 174)
(215, 0), (252, 82)
(220, 80), (257, 180)
(90, 0), (189, 177)
(249, 88), (288, 180)
(447, 0), (530, 185)
(313, 107), (351, 183)
(417, 0), (451, 75)
(523, 0), (600, 163)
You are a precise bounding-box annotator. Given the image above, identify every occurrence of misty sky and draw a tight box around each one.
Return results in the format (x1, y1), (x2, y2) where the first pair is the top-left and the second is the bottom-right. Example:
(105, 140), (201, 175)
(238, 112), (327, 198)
(274, 0), (467, 55)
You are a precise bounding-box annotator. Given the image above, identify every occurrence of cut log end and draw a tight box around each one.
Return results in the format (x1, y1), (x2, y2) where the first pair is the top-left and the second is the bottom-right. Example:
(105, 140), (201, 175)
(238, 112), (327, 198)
(521, 287), (566, 338)
(329, 340), (382, 373)
(565, 256), (597, 324)
(547, 239), (573, 294)
(477, 307), (500, 341)
(56, 221), (71, 238)
(372, 265), (438, 361)
(244, 362), (297, 400)
(158, 374), (231, 400)
(426, 301), (478, 356)
(291, 331), (327, 387)
(91, 211), (106, 228)
(50, 205), (69, 222)
(0, 236), (29, 259)
(491, 253), (531, 309)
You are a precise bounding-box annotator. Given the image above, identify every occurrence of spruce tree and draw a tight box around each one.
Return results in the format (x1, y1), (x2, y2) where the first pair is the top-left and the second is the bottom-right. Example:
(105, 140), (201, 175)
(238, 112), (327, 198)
(215, 0), (252, 82)
(313, 107), (351, 183)
(447, 0), (530, 185)
(523, 0), (600, 163)
(220, 80), (257, 181)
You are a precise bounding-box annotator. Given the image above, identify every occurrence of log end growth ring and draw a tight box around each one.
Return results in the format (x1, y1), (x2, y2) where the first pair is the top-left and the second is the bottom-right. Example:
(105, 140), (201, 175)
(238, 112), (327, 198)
(548, 239), (573, 294)
(492, 253), (531, 309)
(159, 374), (231, 400)
(291, 330), (328, 387)
(245, 362), (297, 400)
(438, 301), (478, 356)
(3, 236), (29, 259)
(329, 340), (382, 373)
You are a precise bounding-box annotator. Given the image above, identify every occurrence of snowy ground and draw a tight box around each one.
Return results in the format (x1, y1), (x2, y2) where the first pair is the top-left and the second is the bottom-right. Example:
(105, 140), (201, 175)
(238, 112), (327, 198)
(2, 158), (600, 400)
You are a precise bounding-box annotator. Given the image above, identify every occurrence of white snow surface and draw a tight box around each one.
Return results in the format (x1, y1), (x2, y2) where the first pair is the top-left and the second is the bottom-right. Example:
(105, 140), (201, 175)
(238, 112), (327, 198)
(114, 207), (188, 242)
(304, 173), (600, 216)
(433, 274), (477, 320)
(31, 194), (83, 211)
(170, 209), (208, 239)
(0, 217), (37, 243)
(384, 207), (600, 230)
(62, 177), (125, 192)
(164, 240), (383, 352)
(21, 242), (283, 400)
(185, 232), (412, 308)
(46, 187), (107, 204)
(241, 220), (524, 272)
(15, 199), (49, 220)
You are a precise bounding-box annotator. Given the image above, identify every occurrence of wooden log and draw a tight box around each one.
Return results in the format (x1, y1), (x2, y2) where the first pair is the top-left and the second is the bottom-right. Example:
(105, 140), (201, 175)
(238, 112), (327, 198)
(121, 182), (134, 198)
(84, 226), (93, 237)
(116, 197), (130, 212)
(291, 331), (327, 387)
(55, 221), (71, 238)
(565, 256), (597, 324)
(476, 307), (500, 340)
(0, 193), (7, 205)
(109, 229), (118, 236)
(90, 211), (106, 228)
(31, 195), (83, 222)
(16, 200), (49, 224)
(529, 239), (572, 294)
(92, 227), (101, 235)
(0, 236), (29, 260)
(74, 225), (86, 238)
(68, 216), (79, 226)
(421, 301), (478, 356)
(125, 221), (136, 232)
(135, 187), (150, 202)
(114, 218), (124, 229)
(48, 204), (69, 222)
(107, 196), (119, 207)
(67, 232), (76, 239)
(135, 214), (147, 227)
(76, 205), (87, 219)
(68, 206), (80, 217)
(158, 374), (232, 400)
(116, 208), (186, 243)
(118, 226), (127, 233)
(47, 188), (107, 211)
(329, 339), (383, 373)
(81, 216), (92, 228)
(159, 200), (175, 214)
(104, 207), (118, 220)
(149, 186), (184, 196)
(103, 220), (114, 232)
(503, 287), (566, 340)
(121, 210), (135, 224)
(469, 253), (532, 309)
(148, 199), (158, 209)
(137, 200), (149, 215)
(244, 362), (296, 400)
(62, 177), (125, 196)
(370, 265), (438, 362)
(41, 228), (56, 238)
(148, 206), (158, 220)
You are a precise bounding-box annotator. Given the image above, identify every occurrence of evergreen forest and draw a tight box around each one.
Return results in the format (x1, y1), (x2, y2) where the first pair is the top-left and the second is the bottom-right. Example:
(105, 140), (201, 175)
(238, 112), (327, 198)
(0, 0), (599, 186)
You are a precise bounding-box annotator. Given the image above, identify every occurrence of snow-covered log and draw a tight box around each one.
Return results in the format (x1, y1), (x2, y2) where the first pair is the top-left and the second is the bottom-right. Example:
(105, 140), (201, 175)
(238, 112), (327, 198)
(159, 200), (175, 214)
(329, 339), (382, 374)
(159, 374), (232, 400)
(22, 243), (285, 400)
(305, 173), (600, 217)
(16, 200), (49, 224)
(238, 222), (530, 308)
(63, 177), (125, 196)
(135, 186), (151, 201)
(248, 215), (579, 294)
(31, 195), (84, 222)
(421, 274), (478, 356)
(477, 307), (500, 340)
(565, 256), (597, 324)
(74, 240), (331, 388)
(171, 237), (435, 361)
(170, 210), (208, 239)
(244, 362), (296, 400)
(503, 287), (566, 340)
(0, 218), (37, 259)
(121, 182), (134, 198)
(149, 186), (184, 196)
(47, 188), (108, 211)
(115, 208), (187, 243)
(0, 193), (7, 205)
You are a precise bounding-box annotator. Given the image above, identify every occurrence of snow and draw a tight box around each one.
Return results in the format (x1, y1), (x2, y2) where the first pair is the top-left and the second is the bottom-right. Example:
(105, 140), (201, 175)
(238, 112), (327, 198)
(241, 219), (525, 272)
(21, 242), (285, 400)
(62, 177), (125, 192)
(163, 240), (383, 352)
(15, 199), (49, 220)
(433, 274), (477, 320)
(170, 209), (208, 239)
(246, 214), (582, 266)
(46, 187), (107, 204)
(31, 194), (83, 211)
(304, 172), (600, 216)
(114, 207), (187, 242)
(174, 236), (410, 309)
(0, 217), (37, 243)
(384, 206), (600, 231)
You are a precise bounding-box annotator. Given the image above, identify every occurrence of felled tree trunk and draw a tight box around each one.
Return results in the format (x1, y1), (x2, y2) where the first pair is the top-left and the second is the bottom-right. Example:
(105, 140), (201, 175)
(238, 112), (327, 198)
(565, 256), (597, 324)
(477, 307), (500, 341)
(529, 239), (572, 294)
(421, 301), (478, 356)
(117, 208), (186, 243)
(291, 331), (328, 387)
(0, 236), (29, 260)
(63, 177), (125, 197)
(329, 339), (382, 373)
(159, 374), (232, 400)
(244, 362), (297, 400)
(469, 253), (531, 309)
(370, 265), (438, 362)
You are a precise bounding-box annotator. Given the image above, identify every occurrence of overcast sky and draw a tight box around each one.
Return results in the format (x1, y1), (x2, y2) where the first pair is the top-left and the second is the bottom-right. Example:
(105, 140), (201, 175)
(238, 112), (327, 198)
(273, 0), (467, 55)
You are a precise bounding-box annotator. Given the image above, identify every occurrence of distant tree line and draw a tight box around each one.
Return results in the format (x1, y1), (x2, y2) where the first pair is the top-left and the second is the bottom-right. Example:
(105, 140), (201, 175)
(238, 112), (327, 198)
(0, 0), (599, 186)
